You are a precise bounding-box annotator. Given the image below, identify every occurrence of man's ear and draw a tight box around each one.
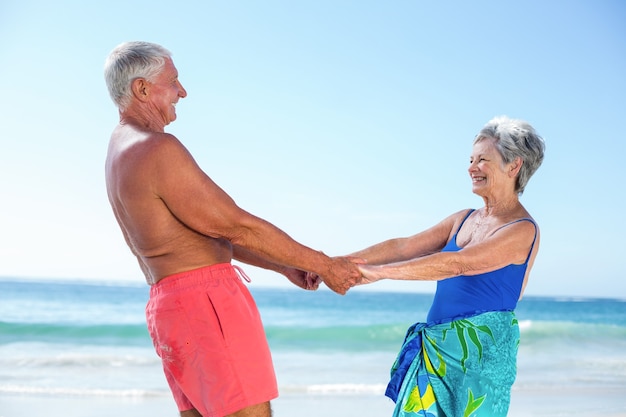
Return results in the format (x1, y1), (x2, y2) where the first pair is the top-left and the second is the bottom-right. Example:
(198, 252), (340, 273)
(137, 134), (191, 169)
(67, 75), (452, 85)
(131, 78), (150, 102)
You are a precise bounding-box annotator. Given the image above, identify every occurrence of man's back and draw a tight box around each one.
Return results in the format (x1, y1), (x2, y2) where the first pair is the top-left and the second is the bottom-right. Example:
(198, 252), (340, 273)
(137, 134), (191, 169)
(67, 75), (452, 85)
(105, 123), (232, 284)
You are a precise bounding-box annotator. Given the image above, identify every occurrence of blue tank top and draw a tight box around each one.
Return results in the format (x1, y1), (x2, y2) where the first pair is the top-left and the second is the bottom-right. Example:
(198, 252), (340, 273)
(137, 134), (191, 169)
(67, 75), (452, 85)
(426, 209), (537, 323)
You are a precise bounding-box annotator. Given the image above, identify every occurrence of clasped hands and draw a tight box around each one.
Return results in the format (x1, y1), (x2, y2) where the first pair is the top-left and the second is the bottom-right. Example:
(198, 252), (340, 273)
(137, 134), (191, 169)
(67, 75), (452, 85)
(283, 257), (381, 295)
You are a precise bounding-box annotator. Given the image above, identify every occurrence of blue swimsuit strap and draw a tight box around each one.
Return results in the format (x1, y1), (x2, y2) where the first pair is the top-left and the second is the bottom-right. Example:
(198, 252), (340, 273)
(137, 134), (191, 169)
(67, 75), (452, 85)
(456, 209), (538, 264)
(454, 209), (475, 235)
(494, 218), (538, 264)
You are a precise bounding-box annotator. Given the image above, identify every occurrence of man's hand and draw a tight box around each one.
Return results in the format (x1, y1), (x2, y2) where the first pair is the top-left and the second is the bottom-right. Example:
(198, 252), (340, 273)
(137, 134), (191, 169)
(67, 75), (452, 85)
(282, 267), (321, 290)
(321, 256), (363, 295)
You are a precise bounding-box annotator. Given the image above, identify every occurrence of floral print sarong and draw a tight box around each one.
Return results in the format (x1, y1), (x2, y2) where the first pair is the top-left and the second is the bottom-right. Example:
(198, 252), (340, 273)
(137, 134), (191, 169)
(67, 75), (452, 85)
(386, 311), (520, 417)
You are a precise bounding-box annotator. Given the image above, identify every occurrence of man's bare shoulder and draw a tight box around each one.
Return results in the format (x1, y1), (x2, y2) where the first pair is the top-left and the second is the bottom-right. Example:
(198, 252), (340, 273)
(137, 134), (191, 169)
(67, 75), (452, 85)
(108, 125), (194, 171)
(111, 124), (182, 153)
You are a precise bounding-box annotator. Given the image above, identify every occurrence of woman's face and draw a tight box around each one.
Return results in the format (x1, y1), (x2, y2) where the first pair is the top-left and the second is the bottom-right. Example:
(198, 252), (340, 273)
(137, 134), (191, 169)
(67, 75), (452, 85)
(468, 137), (514, 197)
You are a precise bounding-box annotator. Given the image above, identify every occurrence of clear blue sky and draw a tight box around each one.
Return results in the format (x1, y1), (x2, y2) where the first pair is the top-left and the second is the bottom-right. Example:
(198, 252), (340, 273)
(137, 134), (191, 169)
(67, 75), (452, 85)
(1, 1), (624, 298)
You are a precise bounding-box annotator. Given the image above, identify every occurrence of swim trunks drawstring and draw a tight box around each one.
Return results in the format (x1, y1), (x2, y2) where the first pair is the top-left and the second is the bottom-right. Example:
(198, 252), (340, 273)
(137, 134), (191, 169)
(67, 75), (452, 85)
(233, 265), (252, 283)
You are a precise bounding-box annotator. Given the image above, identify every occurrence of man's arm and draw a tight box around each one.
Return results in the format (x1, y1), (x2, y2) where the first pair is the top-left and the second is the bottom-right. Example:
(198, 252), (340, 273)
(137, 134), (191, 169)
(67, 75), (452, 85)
(152, 135), (357, 293)
(232, 245), (320, 290)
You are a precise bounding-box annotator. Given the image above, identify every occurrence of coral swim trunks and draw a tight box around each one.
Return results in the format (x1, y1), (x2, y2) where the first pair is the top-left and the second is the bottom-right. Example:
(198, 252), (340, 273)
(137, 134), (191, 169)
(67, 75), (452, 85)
(146, 263), (278, 416)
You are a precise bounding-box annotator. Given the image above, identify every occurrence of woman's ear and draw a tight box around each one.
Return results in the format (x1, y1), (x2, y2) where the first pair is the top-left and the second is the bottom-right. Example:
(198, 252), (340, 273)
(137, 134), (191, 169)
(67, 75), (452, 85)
(509, 157), (523, 177)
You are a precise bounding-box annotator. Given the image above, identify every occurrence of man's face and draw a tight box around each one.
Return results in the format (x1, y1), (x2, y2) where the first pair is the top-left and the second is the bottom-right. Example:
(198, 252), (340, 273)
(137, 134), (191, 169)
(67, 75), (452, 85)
(146, 58), (187, 125)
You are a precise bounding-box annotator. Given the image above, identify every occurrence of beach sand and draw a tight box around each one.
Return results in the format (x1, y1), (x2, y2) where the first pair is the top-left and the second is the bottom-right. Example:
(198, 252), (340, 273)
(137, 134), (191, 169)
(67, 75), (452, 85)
(2, 387), (625, 417)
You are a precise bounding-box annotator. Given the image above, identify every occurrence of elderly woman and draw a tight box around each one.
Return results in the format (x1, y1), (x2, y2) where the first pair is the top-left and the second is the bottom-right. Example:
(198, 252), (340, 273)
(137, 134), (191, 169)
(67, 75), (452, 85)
(354, 116), (545, 417)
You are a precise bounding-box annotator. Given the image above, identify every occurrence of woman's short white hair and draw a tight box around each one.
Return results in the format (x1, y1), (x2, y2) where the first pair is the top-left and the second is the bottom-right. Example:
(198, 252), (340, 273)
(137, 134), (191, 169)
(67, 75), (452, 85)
(475, 116), (545, 195)
(104, 41), (171, 111)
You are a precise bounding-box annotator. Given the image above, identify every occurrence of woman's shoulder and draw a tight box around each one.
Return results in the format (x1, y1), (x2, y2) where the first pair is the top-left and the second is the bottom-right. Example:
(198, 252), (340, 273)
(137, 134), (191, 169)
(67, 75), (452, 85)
(507, 206), (539, 229)
(444, 208), (476, 234)
(495, 216), (539, 238)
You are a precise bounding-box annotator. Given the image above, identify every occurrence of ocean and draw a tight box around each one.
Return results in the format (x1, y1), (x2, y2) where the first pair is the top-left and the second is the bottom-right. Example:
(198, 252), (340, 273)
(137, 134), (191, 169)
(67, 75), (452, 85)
(1, 277), (625, 416)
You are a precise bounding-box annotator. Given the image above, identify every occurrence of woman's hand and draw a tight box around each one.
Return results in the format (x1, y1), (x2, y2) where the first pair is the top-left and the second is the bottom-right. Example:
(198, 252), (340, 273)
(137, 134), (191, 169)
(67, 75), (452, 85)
(356, 264), (385, 285)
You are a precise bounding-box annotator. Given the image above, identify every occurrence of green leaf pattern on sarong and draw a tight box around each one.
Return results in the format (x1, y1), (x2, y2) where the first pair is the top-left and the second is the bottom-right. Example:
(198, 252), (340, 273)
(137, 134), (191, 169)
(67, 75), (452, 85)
(424, 334), (446, 376)
(392, 311), (519, 417)
(463, 388), (486, 417)
(441, 319), (496, 373)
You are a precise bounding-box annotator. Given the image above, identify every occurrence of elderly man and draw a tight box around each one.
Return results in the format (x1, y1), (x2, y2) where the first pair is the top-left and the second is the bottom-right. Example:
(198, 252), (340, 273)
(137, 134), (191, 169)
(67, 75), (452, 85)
(104, 41), (360, 417)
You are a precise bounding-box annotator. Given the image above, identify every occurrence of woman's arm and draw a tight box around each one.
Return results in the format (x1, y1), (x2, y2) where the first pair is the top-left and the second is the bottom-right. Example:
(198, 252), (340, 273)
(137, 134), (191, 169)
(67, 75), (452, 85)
(349, 211), (465, 265)
(358, 218), (537, 284)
